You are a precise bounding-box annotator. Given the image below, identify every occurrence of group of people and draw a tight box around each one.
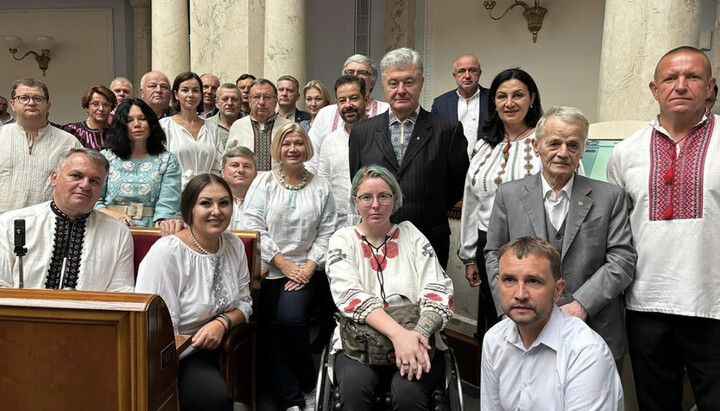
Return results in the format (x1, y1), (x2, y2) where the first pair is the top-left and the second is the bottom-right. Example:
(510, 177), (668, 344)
(0, 43), (718, 411)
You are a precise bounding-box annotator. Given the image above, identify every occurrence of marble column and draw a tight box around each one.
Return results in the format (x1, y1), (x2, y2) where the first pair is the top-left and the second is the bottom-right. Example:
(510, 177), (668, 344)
(130, 0), (151, 86)
(597, 0), (702, 121)
(713, 1), (720, 80)
(263, 0), (305, 86)
(189, 0), (265, 83)
(151, 0), (190, 80)
(384, 0), (415, 52)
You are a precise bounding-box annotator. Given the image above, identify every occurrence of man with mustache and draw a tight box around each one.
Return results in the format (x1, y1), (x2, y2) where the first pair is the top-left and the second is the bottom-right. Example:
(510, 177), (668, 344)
(484, 106), (636, 363)
(0, 148), (134, 292)
(431, 54), (489, 159)
(482, 237), (623, 410)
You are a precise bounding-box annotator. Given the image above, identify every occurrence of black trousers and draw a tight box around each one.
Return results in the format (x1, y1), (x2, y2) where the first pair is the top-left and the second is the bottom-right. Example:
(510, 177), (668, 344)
(475, 230), (498, 341)
(178, 349), (232, 411)
(334, 351), (444, 411)
(626, 310), (720, 411)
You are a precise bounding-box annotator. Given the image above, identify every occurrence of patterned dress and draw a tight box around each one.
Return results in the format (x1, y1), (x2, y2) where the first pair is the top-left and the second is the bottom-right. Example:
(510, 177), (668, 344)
(95, 150), (182, 227)
(62, 121), (107, 150)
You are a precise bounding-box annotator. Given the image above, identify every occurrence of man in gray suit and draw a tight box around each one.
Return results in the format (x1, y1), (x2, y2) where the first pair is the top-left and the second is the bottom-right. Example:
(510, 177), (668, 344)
(484, 106), (636, 359)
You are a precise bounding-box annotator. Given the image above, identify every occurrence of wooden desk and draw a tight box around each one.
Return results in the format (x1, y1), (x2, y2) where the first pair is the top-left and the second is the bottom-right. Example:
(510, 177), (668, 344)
(175, 335), (192, 355)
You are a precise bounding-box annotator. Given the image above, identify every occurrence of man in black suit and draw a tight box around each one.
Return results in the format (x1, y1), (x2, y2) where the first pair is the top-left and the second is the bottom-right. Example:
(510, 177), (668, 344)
(277, 74), (311, 123)
(431, 54), (489, 158)
(349, 47), (469, 268)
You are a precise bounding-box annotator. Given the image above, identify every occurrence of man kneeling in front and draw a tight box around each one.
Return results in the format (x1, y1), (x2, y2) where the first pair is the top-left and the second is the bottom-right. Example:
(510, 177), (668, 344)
(481, 237), (623, 410)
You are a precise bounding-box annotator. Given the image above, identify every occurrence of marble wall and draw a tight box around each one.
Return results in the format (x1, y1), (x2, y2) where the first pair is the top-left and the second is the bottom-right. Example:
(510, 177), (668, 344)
(151, 0), (189, 79)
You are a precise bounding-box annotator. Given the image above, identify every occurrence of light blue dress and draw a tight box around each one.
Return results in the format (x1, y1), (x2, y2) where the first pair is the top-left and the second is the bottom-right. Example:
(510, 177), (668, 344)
(95, 149), (182, 227)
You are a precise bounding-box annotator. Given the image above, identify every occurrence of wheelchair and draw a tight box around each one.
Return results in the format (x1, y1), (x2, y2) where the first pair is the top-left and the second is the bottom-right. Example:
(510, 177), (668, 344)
(314, 334), (464, 411)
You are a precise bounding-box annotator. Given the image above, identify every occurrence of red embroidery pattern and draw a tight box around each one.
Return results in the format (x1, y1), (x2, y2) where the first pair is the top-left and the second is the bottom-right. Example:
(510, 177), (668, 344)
(355, 227), (400, 272)
(344, 298), (362, 312)
(649, 115), (713, 220)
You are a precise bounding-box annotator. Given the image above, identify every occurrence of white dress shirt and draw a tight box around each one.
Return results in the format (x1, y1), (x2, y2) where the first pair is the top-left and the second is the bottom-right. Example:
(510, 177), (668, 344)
(541, 173), (575, 231)
(317, 126), (358, 229)
(481, 307), (623, 411)
(456, 88), (480, 158)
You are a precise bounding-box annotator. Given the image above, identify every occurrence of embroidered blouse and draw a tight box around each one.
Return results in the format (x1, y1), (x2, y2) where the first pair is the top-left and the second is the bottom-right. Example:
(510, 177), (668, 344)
(62, 121), (108, 151)
(160, 117), (224, 188)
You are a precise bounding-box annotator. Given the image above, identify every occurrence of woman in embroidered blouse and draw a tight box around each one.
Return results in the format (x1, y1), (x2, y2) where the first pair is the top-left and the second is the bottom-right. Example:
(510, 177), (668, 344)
(136, 173), (253, 411)
(160, 71), (223, 188)
(62, 84), (117, 150)
(326, 165), (454, 411)
(242, 122), (336, 411)
(96, 98), (181, 227)
(300, 80), (331, 131)
(458, 68), (544, 336)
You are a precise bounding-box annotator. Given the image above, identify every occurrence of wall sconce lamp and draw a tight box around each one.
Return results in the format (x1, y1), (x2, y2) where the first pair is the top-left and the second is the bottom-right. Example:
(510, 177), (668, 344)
(3, 35), (54, 76)
(483, 1), (547, 43)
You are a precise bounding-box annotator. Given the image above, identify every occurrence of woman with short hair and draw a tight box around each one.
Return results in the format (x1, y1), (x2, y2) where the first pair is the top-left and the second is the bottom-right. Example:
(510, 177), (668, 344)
(63, 84), (117, 150)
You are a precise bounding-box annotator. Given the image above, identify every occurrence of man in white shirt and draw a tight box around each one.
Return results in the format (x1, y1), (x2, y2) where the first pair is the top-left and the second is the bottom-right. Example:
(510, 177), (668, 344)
(431, 54), (490, 158)
(226, 79), (290, 171)
(200, 73), (220, 118)
(306, 54), (389, 174)
(317, 75), (368, 229)
(0, 148), (134, 292)
(607, 46), (720, 410)
(0, 78), (82, 214)
(481, 236), (623, 411)
(484, 106), (636, 360)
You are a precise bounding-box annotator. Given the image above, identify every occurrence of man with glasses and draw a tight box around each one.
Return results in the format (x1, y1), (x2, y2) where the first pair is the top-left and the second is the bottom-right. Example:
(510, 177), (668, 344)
(226, 79), (290, 171)
(0, 78), (82, 214)
(307, 54), (389, 174)
(431, 54), (490, 159)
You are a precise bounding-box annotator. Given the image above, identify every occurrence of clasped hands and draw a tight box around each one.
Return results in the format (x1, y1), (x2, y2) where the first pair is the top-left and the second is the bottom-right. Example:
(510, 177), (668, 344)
(278, 260), (315, 291)
(392, 329), (433, 381)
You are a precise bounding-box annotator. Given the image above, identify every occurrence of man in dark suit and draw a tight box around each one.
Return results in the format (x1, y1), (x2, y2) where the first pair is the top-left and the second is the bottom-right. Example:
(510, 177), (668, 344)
(277, 74), (311, 123)
(484, 106), (636, 360)
(349, 47), (469, 269)
(431, 54), (489, 158)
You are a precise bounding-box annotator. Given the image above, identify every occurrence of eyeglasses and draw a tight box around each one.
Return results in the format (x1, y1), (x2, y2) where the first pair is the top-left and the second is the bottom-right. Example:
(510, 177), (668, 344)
(344, 69), (372, 77)
(15, 95), (46, 104)
(250, 94), (276, 102)
(89, 101), (112, 109)
(355, 193), (393, 206)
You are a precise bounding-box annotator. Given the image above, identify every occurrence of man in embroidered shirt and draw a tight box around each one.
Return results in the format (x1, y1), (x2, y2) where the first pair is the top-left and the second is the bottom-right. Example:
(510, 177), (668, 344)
(431, 54), (490, 158)
(276, 75), (311, 124)
(306, 54), (390, 174)
(226, 79), (290, 172)
(607, 46), (720, 410)
(0, 78), (82, 214)
(481, 237), (623, 411)
(200, 73), (221, 119)
(139, 70), (174, 119)
(349, 48), (468, 269)
(484, 106), (636, 361)
(0, 148), (134, 292)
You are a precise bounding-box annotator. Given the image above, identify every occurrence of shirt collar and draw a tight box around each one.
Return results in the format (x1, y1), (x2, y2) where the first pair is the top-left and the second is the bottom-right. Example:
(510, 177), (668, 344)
(650, 111), (710, 140)
(388, 106), (420, 125)
(541, 172), (574, 201)
(504, 305), (563, 352)
(250, 113), (277, 125)
(456, 87), (480, 101)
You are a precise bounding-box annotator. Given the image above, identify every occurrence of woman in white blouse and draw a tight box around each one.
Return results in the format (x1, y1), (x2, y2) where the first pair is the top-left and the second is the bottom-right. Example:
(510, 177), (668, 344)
(458, 68), (544, 337)
(326, 165), (454, 410)
(243, 122), (336, 411)
(160, 71), (224, 188)
(136, 173), (253, 411)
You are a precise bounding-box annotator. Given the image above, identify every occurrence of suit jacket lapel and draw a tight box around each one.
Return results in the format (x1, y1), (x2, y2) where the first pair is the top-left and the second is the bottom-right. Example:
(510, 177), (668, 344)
(398, 109), (431, 175)
(372, 112), (400, 171)
(520, 174), (548, 238)
(563, 175), (593, 258)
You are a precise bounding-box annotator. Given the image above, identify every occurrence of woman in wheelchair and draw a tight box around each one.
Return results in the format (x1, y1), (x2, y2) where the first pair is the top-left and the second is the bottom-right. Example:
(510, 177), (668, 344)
(136, 174), (253, 411)
(325, 165), (455, 411)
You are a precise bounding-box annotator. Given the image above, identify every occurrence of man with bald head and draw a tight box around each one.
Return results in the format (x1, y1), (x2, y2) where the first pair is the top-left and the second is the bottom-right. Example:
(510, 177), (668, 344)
(432, 54), (489, 158)
(139, 71), (173, 119)
(200, 73), (220, 118)
(608, 46), (720, 410)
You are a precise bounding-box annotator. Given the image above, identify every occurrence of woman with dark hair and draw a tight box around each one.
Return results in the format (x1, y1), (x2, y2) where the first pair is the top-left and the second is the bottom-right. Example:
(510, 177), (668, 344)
(96, 98), (181, 227)
(458, 68), (544, 337)
(160, 71), (223, 188)
(136, 173), (253, 411)
(63, 84), (117, 150)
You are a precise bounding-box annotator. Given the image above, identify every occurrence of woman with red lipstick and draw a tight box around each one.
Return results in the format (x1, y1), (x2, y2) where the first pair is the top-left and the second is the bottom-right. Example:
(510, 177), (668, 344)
(326, 165), (454, 410)
(243, 122), (336, 411)
(136, 173), (253, 411)
(63, 84), (117, 150)
(96, 98), (181, 227)
(458, 68), (544, 338)
(160, 71), (223, 189)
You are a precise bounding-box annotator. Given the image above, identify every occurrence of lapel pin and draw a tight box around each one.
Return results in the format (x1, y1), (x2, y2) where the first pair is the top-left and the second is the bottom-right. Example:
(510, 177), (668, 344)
(578, 201), (583, 206)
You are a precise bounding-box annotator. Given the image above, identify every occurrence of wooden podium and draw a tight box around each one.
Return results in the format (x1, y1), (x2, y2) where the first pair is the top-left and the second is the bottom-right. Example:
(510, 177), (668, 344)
(0, 289), (179, 411)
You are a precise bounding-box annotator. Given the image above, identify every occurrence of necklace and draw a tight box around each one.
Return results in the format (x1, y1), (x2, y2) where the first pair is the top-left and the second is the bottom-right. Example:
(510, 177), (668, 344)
(278, 164), (308, 190)
(189, 229), (222, 254)
(471, 127), (535, 188)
